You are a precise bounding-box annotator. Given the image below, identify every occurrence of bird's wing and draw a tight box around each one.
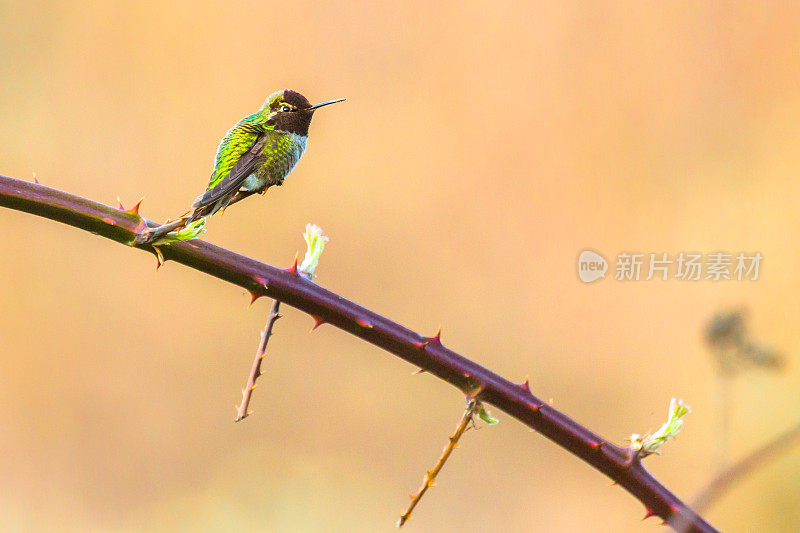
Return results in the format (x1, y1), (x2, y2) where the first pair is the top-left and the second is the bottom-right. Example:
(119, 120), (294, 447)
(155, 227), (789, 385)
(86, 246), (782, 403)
(192, 127), (269, 210)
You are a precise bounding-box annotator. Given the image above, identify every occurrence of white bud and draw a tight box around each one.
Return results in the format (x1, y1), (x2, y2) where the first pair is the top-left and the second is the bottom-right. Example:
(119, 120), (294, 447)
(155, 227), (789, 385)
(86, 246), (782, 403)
(299, 223), (329, 279)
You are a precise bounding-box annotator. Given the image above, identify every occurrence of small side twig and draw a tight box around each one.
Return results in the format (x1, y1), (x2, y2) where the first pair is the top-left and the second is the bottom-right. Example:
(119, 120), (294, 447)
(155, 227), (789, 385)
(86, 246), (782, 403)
(235, 299), (281, 422)
(397, 399), (480, 528)
(234, 225), (326, 422)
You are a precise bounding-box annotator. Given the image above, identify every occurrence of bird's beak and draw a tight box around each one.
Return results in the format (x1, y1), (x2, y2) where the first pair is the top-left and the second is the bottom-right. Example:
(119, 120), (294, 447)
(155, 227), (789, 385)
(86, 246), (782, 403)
(305, 98), (346, 111)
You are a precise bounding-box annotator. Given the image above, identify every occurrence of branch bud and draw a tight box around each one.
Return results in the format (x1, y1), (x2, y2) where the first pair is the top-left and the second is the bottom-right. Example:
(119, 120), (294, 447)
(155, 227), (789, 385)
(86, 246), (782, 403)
(630, 398), (690, 457)
(299, 223), (329, 279)
(158, 218), (206, 244)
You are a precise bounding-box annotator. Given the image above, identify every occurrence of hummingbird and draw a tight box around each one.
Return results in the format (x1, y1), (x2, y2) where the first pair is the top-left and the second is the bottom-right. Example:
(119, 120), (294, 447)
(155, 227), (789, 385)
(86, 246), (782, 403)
(134, 89), (345, 245)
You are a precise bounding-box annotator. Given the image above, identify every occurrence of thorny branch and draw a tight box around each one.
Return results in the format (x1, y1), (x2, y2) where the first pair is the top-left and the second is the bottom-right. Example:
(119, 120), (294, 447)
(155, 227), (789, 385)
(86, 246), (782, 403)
(397, 399), (481, 527)
(0, 175), (717, 532)
(235, 299), (282, 422)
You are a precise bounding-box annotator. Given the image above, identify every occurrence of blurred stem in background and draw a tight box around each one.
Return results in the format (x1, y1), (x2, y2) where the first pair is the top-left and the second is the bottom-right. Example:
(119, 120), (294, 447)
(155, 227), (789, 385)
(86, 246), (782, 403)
(715, 375), (731, 470)
(691, 421), (800, 514)
(699, 310), (789, 507)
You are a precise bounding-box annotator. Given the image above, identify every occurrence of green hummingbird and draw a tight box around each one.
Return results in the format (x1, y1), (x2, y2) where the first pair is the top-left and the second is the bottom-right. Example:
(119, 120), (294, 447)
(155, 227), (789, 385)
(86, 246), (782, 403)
(135, 89), (345, 245)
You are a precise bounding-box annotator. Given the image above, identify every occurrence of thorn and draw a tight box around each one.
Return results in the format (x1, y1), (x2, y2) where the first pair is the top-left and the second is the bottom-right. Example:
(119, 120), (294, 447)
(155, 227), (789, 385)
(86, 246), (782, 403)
(520, 376), (531, 393)
(642, 507), (657, 521)
(355, 317), (373, 328)
(153, 246), (165, 270)
(248, 290), (263, 307)
(412, 367), (427, 375)
(124, 198), (143, 217)
(116, 195), (125, 210)
(430, 327), (442, 344)
(528, 400), (543, 411)
(285, 253), (299, 276)
(413, 339), (430, 349)
(33, 172), (39, 184)
(253, 276), (269, 290)
(311, 315), (327, 331)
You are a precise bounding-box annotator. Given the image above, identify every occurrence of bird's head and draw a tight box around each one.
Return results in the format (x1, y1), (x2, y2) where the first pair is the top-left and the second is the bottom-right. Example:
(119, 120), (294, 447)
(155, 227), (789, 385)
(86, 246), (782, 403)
(260, 89), (345, 136)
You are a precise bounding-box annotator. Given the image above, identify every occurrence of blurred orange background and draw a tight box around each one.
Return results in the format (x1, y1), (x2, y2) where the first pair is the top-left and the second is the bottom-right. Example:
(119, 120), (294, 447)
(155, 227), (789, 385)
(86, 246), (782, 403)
(2, 2), (800, 531)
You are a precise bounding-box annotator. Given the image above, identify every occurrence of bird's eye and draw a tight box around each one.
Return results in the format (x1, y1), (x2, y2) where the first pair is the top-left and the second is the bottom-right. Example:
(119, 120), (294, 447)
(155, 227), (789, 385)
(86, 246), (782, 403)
(280, 105), (292, 112)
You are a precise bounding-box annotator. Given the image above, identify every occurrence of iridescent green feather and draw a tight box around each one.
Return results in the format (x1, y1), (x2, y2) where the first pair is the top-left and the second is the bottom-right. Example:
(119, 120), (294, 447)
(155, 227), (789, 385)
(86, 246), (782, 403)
(205, 91), (296, 192)
(206, 113), (271, 191)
